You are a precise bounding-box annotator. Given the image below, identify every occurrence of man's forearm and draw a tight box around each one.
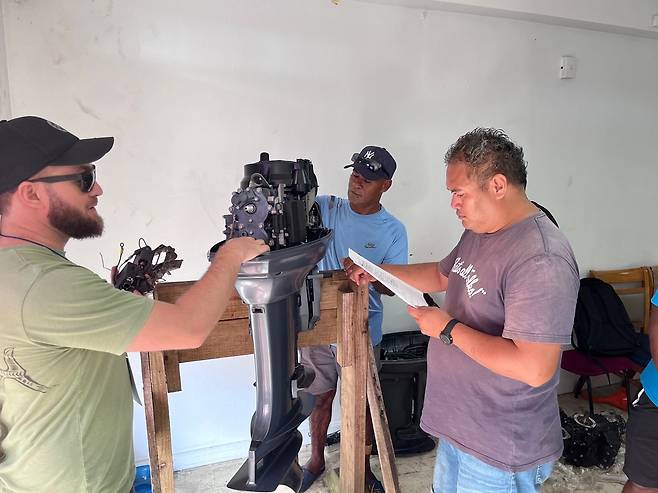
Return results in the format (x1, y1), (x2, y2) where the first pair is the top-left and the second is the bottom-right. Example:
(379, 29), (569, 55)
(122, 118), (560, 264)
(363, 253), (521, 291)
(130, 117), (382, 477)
(127, 237), (268, 352)
(451, 323), (560, 387)
(172, 250), (242, 344)
(382, 262), (447, 293)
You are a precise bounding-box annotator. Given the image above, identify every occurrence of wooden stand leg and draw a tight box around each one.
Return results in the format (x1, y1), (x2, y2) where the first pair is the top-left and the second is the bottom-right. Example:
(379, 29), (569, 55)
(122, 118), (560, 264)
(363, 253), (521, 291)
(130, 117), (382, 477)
(367, 343), (401, 493)
(337, 283), (369, 493)
(141, 351), (175, 493)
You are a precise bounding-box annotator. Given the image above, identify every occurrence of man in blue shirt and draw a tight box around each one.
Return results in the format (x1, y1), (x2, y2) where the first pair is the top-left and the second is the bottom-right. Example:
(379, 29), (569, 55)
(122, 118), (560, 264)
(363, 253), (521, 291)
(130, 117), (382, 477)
(623, 289), (658, 493)
(300, 146), (408, 492)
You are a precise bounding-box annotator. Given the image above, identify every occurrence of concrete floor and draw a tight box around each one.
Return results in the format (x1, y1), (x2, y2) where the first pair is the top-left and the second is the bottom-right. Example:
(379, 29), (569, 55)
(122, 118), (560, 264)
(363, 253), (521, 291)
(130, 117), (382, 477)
(174, 391), (630, 493)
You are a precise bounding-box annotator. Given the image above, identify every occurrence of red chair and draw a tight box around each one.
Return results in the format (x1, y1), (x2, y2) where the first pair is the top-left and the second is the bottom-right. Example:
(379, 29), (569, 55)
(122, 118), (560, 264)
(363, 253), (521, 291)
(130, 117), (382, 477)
(561, 350), (635, 415)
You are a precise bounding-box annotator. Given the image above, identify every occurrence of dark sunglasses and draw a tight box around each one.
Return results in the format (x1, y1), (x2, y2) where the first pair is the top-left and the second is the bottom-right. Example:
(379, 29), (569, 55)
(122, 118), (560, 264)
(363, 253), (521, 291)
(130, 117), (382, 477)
(27, 165), (97, 193)
(351, 153), (389, 178)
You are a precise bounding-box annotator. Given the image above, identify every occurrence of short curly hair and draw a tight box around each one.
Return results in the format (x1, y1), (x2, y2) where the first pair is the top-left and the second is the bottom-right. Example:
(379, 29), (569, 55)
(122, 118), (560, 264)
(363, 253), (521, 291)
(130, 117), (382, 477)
(444, 128), (527, 188)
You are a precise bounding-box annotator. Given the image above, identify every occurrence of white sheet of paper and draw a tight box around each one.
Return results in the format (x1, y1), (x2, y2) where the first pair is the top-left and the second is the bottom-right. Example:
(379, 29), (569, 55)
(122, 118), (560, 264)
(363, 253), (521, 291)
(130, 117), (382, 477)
(348, 249), (428, 307)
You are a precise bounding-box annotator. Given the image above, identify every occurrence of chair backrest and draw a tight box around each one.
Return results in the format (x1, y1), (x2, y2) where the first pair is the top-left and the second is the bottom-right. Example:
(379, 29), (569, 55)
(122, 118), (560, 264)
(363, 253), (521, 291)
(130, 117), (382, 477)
(589, 267), (653, 333)
(650, 265), (657, 301)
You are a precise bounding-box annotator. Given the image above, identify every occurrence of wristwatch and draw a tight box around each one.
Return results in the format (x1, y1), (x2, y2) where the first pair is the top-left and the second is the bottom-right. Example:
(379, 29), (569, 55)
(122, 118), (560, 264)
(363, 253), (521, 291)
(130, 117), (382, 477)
(440, 319), (459, 345)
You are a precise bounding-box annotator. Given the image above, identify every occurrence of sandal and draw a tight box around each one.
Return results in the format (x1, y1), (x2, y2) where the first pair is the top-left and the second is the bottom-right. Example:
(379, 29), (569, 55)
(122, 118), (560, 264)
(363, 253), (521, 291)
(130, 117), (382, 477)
(300, 466), (325, 492)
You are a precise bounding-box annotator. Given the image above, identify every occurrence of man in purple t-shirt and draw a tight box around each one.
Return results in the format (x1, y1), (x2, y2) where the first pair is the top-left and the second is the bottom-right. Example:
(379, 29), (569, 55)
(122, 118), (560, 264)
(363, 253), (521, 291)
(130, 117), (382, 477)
(345, 128), (579, 492)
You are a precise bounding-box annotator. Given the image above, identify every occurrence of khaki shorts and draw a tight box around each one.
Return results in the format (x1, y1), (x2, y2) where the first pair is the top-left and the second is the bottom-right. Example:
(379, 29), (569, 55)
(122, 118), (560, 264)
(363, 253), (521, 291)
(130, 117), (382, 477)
(299, 344), (381, 396)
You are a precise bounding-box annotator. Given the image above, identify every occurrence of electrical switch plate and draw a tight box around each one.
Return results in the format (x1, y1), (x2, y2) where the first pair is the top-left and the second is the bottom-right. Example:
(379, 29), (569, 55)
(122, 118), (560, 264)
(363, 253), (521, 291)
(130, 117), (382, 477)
(560, 56), (577, 79)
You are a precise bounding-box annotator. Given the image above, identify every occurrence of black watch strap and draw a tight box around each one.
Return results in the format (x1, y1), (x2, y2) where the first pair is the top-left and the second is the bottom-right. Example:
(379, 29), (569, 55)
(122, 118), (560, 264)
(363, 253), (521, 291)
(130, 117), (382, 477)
(440, 318), (459, 345)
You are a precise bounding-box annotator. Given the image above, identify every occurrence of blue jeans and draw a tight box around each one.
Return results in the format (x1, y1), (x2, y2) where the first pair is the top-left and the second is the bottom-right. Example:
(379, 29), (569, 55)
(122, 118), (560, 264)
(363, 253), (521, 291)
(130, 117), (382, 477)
(432, 440), (554, 493)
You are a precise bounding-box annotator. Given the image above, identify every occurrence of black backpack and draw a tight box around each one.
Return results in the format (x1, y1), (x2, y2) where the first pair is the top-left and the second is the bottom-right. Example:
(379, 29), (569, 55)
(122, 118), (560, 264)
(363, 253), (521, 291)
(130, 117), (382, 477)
(572, 277), (639, 357)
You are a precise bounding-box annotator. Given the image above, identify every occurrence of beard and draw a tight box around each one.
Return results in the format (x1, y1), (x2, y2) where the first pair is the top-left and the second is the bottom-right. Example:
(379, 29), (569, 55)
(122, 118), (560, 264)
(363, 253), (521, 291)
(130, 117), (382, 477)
(46, 188), (104, 239)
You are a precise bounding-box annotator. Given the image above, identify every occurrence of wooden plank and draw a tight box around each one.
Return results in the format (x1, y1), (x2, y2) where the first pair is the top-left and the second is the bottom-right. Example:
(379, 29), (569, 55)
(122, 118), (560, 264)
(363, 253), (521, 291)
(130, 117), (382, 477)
(141, 351), (175, 493)
(339, 282), (369, 493)
(615, 287), (643, 295)
(336, 284), (354, 368)
(367, 343), (401, 493)
(298, 313), (340, 347)
(153, 272), (347, 321)
(174, 308), (339, 363)
(163, 351), (181, 393)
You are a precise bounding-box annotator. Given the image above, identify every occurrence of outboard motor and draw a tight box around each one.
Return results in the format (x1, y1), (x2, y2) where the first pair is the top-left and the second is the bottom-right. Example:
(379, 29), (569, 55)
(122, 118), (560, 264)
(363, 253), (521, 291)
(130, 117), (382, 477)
(209, 153), (332, 492)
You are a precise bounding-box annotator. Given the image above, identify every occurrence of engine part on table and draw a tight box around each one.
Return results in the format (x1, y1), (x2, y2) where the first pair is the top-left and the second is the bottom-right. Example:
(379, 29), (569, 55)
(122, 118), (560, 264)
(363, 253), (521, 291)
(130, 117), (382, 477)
(113, 240), (182, 294)
(211, 153), (332, 492)
(222, 152), (323, 250)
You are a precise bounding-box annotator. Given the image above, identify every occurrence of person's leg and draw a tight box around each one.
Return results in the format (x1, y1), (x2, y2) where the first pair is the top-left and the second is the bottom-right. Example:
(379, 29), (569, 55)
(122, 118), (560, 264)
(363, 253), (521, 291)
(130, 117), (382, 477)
(434, 439), (553, 493)
(432, 440), (460, 493)
(453, 445), (515, 493)
(305, 388), (336, 474)
(623, 481), (658, 493)
(513, 461), (554, 493)
(299, 345), (339, 490)
(623, 390), (658, 493)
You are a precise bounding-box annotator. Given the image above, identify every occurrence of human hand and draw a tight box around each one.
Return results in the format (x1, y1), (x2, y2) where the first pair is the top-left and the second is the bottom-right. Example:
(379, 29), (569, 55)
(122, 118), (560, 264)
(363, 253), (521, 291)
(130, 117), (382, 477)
(342, 257), (375, 286)
(218, 237), (270, 264)
(407, 305), (452, 338)
(110, 265), (144, 296)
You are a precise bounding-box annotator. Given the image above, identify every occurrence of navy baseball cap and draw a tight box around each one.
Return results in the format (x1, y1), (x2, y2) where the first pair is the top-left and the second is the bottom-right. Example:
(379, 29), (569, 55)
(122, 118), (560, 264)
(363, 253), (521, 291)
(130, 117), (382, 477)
(0, 116), (114, 194)
(344, 146), (396, 181)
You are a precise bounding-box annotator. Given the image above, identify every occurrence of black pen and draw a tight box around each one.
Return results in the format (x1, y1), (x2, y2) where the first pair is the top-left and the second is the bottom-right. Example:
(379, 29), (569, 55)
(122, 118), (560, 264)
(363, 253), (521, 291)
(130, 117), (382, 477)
(423, 293), (440, 308)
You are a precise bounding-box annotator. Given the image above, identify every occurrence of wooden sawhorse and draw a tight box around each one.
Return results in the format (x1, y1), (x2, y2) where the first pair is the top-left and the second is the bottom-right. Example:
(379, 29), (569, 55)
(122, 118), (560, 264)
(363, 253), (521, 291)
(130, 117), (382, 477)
(142, 272), (400, 492)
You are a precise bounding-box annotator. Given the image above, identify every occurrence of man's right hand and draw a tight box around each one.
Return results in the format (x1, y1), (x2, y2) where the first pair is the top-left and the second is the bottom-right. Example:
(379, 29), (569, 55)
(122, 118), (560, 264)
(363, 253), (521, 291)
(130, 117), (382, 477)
(342, 257), (375, 286)
(216, 237), (270, 264)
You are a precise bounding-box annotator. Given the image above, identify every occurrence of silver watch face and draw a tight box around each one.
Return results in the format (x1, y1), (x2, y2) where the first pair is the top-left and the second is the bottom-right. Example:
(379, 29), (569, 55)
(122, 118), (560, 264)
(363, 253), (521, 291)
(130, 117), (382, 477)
(440, 332), (452, 345)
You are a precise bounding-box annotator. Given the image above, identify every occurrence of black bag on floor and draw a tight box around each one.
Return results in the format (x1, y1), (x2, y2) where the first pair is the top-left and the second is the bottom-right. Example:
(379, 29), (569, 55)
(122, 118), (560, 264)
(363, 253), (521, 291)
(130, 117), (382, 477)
(560, 409), (625, 468)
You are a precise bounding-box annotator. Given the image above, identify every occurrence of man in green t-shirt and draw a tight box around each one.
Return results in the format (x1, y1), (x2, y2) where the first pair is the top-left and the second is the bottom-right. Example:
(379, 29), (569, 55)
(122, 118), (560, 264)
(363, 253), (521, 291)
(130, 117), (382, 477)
(0, 116), (269, 493)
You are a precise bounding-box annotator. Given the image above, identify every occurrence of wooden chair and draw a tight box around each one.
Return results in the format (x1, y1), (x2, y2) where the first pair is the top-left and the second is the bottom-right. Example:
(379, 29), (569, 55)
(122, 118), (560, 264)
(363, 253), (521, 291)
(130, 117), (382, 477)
(589, 267), (653, 333)
(561, 267), (652, 415)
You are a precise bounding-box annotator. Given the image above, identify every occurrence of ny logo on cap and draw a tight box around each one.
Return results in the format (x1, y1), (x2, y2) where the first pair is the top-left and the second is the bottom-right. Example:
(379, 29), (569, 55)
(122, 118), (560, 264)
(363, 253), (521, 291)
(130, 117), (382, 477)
(364, 150), (375, 160)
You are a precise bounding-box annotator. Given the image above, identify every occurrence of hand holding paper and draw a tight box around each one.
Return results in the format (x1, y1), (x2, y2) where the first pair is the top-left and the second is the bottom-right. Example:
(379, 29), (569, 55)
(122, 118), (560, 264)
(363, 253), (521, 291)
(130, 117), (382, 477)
(347, 249), (428, 307)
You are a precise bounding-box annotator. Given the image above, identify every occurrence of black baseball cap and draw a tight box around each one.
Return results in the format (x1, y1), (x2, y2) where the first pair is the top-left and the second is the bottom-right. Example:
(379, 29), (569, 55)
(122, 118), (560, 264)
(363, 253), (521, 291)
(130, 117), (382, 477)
(0, 116), (114, 194)
(344, 146), (396, 181)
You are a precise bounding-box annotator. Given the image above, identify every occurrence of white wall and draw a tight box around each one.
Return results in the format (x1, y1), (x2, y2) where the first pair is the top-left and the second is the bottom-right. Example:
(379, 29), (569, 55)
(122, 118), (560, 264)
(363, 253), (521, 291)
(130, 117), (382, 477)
(0, 3), (10, 118)
(2, 0), (658, 470)
(361, 0), (658, 37)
